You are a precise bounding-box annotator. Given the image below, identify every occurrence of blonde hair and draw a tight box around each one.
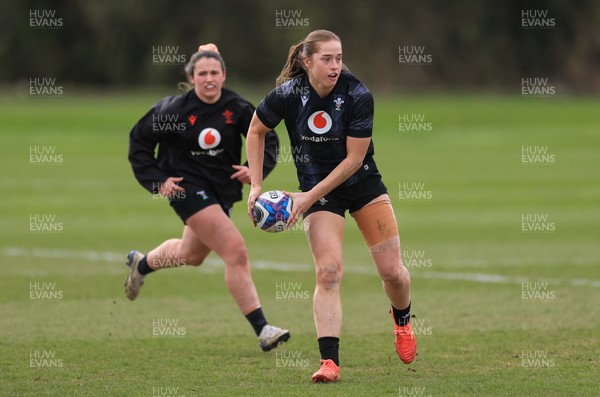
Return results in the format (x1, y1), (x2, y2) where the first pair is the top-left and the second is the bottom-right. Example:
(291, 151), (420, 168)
(277, 30), (346, 84)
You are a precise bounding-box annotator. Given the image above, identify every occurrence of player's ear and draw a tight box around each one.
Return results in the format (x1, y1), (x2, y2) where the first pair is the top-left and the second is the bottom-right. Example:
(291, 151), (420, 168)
(303, 55), (311, 70)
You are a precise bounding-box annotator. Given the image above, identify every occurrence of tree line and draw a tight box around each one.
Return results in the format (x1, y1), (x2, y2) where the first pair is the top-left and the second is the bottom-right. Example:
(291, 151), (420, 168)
(2, 0), (598, 93)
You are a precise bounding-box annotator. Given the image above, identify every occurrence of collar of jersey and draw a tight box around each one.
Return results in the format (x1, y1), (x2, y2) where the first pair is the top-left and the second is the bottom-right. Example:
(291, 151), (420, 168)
(304, 73), (343, 101)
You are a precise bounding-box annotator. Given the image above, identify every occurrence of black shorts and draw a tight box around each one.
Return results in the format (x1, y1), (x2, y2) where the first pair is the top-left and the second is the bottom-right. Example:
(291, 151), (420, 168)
(168, 182), (232, 224)
(304, 172), (388, 218)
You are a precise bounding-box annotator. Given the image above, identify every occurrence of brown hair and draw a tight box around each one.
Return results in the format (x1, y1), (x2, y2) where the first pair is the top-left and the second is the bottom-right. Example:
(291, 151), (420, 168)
(184, 50), (226, 76)
(277, 30), (345, 85)
(178, 50), (226, 93)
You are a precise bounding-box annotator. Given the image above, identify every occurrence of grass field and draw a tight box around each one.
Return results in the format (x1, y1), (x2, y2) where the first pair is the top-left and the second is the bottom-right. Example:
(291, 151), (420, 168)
(1, 92), (599, 396)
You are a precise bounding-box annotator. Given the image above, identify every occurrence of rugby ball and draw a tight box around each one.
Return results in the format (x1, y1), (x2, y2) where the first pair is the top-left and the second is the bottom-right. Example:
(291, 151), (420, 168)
(252, 190), (293, 233)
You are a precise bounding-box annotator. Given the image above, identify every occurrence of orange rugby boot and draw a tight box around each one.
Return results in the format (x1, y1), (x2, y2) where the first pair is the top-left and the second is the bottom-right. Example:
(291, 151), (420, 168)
(392, 313), (417, 364)
(311, 359), (340, 383)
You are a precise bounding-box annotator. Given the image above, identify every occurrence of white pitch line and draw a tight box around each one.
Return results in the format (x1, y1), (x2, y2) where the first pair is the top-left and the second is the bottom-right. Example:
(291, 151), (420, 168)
(2, 246), (599, 288)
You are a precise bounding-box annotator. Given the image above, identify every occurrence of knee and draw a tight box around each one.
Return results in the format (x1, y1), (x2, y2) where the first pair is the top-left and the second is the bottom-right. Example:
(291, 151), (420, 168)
(222, 244), (249, 268)
(174, 245), (208, 266)
(182, 251), (207, 267)
(379, 265), (401, 284)
(380, 263), (409, 286)
(315, 261), (343, 290)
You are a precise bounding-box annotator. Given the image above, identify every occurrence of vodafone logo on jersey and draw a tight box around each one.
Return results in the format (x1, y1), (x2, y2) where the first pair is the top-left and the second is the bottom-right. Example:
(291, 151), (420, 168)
(198, 128), (221, 149)
(307, 111), (332, 134)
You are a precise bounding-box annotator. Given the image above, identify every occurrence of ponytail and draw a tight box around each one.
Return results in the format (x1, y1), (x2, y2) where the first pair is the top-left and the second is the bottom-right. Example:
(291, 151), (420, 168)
(277, 41), (306, 85)
(276, 30), (345, 86)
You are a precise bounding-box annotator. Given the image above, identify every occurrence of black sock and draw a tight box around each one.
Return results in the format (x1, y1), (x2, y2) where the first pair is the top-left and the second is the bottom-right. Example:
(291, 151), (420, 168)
(318, 337), (340, 366)
(137, 256), (155, 276)
(245, 307), (268, 336)
(392, 302), (411, 327)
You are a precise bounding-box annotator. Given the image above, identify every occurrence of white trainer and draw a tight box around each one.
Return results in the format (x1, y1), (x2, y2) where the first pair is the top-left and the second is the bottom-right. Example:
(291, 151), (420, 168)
(258, 324), (290, 351)
(124, 250), (145, 301)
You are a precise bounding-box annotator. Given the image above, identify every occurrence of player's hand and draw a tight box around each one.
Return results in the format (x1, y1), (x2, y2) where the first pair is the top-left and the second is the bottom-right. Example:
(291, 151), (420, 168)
(231, 165), (251, 184)
(198, 43), (219, 53)
(247, 185), (262, 226)
(159, 177), (185, 197)
(283, 191), (314, 230)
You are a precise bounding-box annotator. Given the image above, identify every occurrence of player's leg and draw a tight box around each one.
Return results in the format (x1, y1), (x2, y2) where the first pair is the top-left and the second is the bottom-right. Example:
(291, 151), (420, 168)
(351, 193), (416, 364)
(185, 204), (257, 310)
(124, 226), (210, 300)
(146, 226), (211, 268)
(305, 211), (345, 337)
(353, 194), (410, 308)
(304, 210), (344, 382)
(185, 204), (289, 351)
(125, 182), (217, 300)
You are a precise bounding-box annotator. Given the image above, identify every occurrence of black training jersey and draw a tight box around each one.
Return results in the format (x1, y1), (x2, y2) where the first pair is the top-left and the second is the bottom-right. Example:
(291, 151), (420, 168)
(256, 70), (376, 191)
(129, 88), (278, 204)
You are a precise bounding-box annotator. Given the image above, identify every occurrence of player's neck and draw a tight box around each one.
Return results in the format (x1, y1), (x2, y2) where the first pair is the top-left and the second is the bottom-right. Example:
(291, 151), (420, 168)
(307, 76), (334, 99)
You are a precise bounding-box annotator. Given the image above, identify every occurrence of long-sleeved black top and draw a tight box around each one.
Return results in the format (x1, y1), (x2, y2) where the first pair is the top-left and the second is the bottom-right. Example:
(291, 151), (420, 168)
(129, 88), (279, 205)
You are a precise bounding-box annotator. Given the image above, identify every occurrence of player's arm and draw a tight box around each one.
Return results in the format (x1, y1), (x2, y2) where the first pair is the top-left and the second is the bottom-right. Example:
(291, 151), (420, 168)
(234, 102), (280, 184)
(285, 136), (370, 227)
(128, 105), (184, 197)
(246, 112), (272, 222)
(232, 130), (278, 185)
(128, 112), (168, 193)
(262, 129), (280, 179)
(246, 87), (286, 222)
